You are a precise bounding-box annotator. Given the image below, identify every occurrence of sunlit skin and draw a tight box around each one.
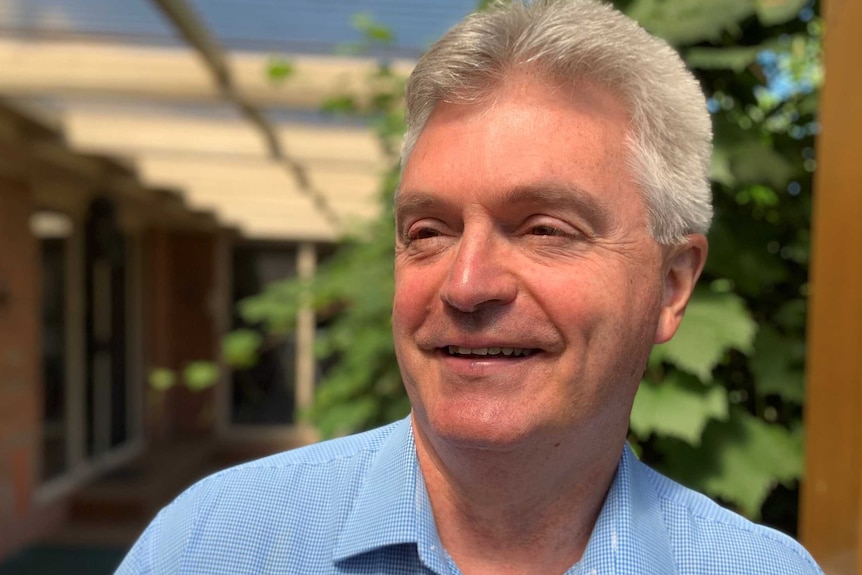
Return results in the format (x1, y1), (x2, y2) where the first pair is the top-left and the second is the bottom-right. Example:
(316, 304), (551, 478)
(392, 72), (706, 574)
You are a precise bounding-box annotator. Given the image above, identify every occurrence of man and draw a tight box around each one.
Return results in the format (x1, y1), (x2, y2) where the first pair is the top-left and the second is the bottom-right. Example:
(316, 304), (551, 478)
(117, 1), (823, 573)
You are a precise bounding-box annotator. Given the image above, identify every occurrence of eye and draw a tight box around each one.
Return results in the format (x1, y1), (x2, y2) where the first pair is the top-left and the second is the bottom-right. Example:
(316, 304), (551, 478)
(531, 224), (563, 236)
(528, 223), (580, 240)
(399, 219), (450, 248)
(409, 227), (441, 241)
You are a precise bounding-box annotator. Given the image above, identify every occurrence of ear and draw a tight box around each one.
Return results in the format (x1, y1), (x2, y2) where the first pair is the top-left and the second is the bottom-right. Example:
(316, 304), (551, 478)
(654, 234), (708, 345)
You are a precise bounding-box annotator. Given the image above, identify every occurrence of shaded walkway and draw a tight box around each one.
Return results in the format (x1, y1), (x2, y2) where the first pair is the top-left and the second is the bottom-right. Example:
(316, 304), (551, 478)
(0, 545), (127, 575)
(1, 438), (219, 574)
(0, 435), (305, 573)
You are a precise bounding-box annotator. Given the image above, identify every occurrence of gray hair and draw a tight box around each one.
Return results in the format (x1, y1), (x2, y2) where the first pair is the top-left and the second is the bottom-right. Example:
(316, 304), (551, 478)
(401, 0), (713, 245)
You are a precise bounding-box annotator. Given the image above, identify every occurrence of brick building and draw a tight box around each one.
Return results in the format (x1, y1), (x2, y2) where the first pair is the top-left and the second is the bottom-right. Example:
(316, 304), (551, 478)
(0, 101), (231, 557)
(0, 0), (484, 562)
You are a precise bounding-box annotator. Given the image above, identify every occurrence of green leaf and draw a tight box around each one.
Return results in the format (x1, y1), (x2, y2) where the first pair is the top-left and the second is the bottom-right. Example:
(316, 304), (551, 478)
(631, 372), (728, 445)
(352, 13), (395, 46)
(727, 142), (797, 189)
(313, 396), (381, 438)
(660, 410), (804, 517)
(651, 291), (757, 380)
(750, 325), (806, 402)
(709, 146), (736, 187)
(746, 184), (780, 208)
(773, 299), (807, 332)
(476, 0), (502, 10)
(222, 329), (263, 369)
(627, 0), (757, 45)
(148, 368), (176, 392)
(797, 91), (819, 116)
(755, 0), (808, 25)
(321, 95), (359, 115)
(704, 220), (790, 296)
(686, 46), (761, 72)
(267, 57), (295, 84)
(183, 361), (220, 392)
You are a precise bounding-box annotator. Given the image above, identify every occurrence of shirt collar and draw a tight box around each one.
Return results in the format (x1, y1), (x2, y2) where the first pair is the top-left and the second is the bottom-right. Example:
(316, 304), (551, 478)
(573, 445), (678, 575)
(333, 417), (449, 570)
(334, 421), (677, 575)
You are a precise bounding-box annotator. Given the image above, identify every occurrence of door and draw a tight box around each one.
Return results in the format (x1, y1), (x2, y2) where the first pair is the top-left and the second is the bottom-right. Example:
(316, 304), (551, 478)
(84, 197), (128, 457)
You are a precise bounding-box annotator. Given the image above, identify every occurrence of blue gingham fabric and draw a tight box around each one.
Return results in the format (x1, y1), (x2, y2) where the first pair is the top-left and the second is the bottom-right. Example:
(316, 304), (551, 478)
(115, 416), (823, 574)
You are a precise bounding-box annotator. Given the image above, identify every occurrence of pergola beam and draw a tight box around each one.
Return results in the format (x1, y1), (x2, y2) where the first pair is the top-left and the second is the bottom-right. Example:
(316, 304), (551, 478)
(0, 38), (413, 108)
(148, 0), (344, 229)
(799, 0), (862, 572)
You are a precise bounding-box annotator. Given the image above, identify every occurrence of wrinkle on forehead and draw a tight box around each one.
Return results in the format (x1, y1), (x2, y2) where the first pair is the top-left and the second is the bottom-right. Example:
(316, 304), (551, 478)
(440, 67), (631, 128)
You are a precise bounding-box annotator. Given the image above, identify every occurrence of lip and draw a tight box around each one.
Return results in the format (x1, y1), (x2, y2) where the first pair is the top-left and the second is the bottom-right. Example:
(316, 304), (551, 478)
(425, 338), (544, 350)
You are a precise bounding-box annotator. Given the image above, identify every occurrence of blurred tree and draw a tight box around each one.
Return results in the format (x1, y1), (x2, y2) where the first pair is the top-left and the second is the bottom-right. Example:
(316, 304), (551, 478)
(230, 0), (821, 532)
(627, 0), (820, 532)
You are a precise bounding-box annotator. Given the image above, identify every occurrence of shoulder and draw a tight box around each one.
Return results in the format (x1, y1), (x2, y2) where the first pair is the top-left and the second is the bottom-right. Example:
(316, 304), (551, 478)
(173, 419), (399, 506)
(636, 459), (823, 574)
(115, 420), (407, 574)
(185, 417), (402, 501)
(216, 418), (398, 471)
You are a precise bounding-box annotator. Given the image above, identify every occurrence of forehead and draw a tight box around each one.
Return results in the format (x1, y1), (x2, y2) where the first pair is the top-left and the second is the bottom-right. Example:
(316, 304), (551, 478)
(398, 76), (643, 224)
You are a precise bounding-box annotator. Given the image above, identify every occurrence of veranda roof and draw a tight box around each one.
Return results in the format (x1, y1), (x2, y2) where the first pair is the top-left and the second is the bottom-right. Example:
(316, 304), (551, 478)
(0, 0), (475, 240)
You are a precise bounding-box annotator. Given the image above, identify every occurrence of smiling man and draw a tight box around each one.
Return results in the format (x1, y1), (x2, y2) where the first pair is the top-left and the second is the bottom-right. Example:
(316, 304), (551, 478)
(393, 69), (699, 573)
(117, 1), (822, 574)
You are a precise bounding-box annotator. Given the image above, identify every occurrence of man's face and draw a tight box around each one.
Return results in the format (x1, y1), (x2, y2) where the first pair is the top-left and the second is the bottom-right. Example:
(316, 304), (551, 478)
(394, 74), (697, 451)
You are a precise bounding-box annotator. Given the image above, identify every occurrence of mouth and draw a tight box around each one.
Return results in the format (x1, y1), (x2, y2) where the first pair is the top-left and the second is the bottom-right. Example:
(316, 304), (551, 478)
(443, 346), (539, 358)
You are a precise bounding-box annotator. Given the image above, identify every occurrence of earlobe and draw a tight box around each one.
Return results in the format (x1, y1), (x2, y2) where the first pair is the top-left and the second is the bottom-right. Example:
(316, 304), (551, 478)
(654, 234), (708, 344)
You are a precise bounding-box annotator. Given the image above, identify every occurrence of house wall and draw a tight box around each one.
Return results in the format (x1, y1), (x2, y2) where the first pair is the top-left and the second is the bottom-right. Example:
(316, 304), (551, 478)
(0, 107), (232, 563)
(0, 175), (61, 558)
(144, 230), (220, 441)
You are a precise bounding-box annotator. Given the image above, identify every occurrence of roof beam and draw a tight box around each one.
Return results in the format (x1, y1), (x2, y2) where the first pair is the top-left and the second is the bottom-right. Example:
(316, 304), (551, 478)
(149, 0), (343, 229)
(0, 39), (413, 108)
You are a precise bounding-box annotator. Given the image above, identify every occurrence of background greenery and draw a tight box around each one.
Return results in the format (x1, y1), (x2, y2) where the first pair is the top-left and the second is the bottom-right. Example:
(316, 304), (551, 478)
(224, 0), (821, 534)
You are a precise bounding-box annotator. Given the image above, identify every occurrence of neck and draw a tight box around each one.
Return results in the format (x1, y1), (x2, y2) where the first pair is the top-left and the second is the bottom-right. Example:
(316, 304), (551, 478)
(412, 414), (624, 575)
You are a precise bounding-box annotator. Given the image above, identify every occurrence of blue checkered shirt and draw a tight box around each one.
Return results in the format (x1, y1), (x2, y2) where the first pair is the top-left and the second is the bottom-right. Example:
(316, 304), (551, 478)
(116, 417), (822, 574)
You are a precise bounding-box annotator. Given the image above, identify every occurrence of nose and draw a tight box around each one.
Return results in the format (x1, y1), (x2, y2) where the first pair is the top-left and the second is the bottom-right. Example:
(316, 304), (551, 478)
(440, 229), (518, 313)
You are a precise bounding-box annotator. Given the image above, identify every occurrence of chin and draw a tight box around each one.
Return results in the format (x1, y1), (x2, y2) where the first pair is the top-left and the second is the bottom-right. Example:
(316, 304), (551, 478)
(414, 399), (544, 453)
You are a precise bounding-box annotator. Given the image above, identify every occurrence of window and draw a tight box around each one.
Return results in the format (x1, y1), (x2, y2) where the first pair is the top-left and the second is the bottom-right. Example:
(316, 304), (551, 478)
(31, 210), (73, 481)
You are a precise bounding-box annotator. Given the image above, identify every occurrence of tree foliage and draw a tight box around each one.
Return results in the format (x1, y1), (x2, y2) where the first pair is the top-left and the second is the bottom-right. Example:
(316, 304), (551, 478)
(234, 0), (821, 530)
(626, 0), (820, 527)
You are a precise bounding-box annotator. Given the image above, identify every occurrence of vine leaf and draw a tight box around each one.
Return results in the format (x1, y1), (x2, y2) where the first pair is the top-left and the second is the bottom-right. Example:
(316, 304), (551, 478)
(651, 291), (757, 381)
(750, 325), (806, 403)
(627, 0), (757, 45)
(755, 0), (808, 25)
(686, 46), (762, 72)
(659, 410), (804, 518)
(727, 141), (798, 189)
(631, 372), (728, 445)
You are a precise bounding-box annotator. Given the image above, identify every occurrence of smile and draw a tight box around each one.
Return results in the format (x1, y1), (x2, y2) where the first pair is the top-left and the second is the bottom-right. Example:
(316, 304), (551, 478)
(445, 346), (537, 358)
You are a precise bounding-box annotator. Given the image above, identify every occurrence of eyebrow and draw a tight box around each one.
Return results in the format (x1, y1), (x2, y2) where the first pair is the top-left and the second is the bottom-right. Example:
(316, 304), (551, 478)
(395, 181), (614, 234)
(500, 183), (612, 231)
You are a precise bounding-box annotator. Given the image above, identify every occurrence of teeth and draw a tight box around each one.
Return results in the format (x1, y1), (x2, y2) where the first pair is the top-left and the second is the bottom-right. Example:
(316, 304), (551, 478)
(447, 346), (533, 357)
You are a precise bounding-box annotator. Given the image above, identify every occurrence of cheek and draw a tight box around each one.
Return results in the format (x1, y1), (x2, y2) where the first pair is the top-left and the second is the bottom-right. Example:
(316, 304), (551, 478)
(392, 269), (434, 332)
(532, 261), (657, 343)
(531, 268), (610, 323)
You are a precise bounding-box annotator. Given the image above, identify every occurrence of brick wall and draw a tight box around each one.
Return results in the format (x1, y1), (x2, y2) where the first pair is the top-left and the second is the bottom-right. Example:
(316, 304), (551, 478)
(0, 176), (44, 557)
